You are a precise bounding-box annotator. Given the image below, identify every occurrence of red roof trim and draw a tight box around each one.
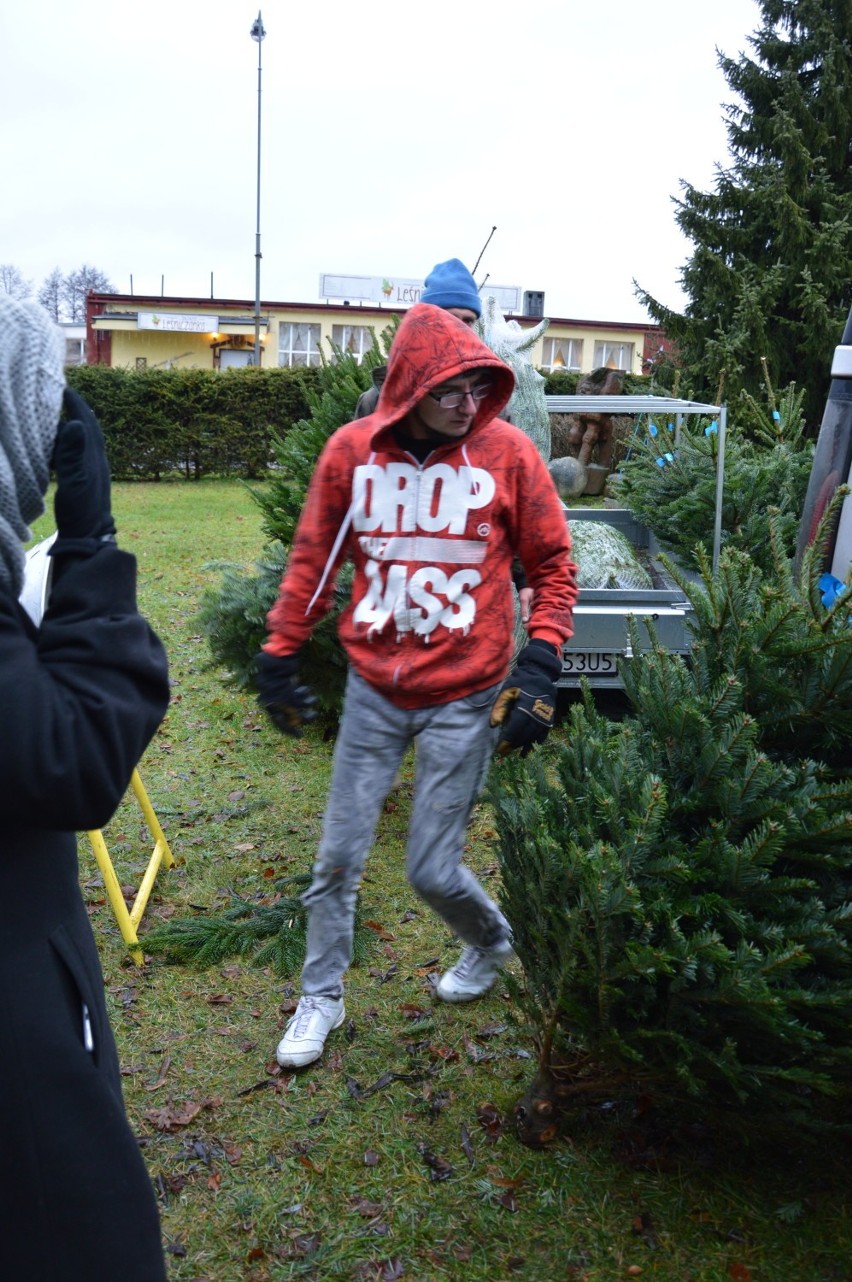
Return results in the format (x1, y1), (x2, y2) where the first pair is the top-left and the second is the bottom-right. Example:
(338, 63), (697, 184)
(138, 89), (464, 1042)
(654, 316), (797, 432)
(86, 292), (661, 334)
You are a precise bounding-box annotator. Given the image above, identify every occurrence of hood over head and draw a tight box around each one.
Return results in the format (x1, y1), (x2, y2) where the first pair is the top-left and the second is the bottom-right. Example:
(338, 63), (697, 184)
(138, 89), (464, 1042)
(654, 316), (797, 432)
(372, 303), (515, 432)
(0, 297), (65, 598)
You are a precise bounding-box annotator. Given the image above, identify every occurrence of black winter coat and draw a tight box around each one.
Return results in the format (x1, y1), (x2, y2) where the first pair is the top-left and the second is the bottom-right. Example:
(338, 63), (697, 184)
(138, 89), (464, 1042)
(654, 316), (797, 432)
(0, 547), (170, 1281)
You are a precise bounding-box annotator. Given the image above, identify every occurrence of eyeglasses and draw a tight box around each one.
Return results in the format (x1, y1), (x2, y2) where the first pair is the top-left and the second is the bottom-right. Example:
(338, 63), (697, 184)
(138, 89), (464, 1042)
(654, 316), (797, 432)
(427, 383), (492, 409)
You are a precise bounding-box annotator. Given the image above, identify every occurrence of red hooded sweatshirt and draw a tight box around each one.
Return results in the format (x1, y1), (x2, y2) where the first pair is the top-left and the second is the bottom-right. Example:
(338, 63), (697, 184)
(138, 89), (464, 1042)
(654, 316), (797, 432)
(264, 303), (577, 709)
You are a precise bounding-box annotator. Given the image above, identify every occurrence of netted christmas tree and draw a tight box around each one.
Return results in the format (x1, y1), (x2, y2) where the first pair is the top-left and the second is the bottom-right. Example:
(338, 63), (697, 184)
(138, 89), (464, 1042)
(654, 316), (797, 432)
(495, 508), (852, 1143)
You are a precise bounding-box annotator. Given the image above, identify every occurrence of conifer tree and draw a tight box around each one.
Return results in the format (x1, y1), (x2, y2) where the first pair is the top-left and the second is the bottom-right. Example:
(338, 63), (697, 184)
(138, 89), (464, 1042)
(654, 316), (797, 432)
(494, 516), (852, 1134)
(614, 382), (812, 574)
(636, 0), (852, 424)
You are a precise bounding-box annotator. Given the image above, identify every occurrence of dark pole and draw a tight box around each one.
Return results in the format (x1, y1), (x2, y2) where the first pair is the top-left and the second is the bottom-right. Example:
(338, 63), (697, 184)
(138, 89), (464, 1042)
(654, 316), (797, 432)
(250, 12), (266, 367)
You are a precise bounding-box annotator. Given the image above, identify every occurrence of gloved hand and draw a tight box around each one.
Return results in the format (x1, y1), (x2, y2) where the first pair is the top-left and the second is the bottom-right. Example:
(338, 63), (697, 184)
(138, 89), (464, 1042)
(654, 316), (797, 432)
(255, 650), (318, 738)
(49, 389), (117, 557)
(490, 639), (562, 757)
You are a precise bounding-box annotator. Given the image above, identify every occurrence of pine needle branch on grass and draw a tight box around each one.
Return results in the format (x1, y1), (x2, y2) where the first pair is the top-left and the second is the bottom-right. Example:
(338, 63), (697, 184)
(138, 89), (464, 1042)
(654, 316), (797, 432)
(142, 874), (371, 976)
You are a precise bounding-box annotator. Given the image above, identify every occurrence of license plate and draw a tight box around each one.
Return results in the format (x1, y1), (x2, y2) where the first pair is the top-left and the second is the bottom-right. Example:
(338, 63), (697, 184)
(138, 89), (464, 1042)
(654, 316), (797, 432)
(561, 651), (618, 676)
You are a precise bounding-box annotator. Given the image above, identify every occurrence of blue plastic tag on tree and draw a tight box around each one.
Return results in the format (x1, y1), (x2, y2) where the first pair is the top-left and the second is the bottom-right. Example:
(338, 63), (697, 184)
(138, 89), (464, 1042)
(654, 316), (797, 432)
(819, 571), (849, 609)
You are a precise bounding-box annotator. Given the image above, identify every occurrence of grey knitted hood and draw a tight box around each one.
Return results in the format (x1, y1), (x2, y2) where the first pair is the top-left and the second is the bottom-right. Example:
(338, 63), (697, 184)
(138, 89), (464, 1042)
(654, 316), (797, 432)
(0, 298), (66, 597)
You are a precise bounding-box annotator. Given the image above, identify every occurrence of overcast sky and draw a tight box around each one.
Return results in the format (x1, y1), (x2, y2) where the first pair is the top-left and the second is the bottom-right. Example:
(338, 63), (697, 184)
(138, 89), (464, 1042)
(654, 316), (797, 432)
(1, 0), (762, 323)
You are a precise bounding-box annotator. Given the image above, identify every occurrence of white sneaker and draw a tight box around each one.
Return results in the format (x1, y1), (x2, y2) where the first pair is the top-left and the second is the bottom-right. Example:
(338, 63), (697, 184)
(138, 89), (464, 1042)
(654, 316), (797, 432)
(436, 937), (514, 1003)
(275, 995), (345, 1068)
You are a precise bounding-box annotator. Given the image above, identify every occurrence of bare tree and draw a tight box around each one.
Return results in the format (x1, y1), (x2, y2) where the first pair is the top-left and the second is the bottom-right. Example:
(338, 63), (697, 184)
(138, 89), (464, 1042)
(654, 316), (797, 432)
(60, 264), (116, 322)
(0, 264), (32, 299)
(37, 268), (64, 320)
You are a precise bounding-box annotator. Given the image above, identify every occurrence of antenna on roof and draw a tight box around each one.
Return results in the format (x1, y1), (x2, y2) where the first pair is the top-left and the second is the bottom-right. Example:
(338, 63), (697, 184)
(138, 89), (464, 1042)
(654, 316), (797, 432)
(472, 226), (496, 277)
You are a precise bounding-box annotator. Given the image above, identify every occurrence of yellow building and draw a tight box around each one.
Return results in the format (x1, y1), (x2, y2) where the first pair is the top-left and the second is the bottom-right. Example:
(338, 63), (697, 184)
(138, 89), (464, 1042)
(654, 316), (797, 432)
(86, 290), (665, 377)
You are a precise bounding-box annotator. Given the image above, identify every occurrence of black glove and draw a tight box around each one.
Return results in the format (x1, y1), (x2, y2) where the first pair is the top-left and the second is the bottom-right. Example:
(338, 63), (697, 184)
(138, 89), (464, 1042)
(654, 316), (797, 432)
(255, 650), (318, 738)
(49, 389), (117, 557)
(490, 640), (562, 757)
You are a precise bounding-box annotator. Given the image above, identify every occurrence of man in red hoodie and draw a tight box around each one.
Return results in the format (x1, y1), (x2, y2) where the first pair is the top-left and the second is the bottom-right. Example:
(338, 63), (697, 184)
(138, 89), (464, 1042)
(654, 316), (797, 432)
(256, 302), (578, 1068)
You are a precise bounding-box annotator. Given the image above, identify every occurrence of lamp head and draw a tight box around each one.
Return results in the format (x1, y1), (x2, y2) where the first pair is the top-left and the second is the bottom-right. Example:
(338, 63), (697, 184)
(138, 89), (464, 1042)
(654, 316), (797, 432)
(250, 12), (265, 41)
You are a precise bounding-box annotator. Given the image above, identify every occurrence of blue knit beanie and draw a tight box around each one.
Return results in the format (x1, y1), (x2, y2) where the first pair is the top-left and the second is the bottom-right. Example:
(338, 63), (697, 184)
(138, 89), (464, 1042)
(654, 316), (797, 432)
(421, 258), (481, 317)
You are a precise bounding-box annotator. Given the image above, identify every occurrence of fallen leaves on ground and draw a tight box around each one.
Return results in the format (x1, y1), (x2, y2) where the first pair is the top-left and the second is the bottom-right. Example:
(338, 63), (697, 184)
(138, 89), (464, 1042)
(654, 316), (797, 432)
(476, 1101), (504, 1140)
(144, 1096), (223, 1133)
(417, 1143), (454, 1182)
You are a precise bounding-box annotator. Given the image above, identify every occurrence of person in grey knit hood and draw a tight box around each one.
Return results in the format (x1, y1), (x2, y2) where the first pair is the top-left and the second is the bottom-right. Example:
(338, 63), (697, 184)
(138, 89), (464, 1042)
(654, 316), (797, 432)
(0, 298), (66, 596)
(0, 297), (170, 1281)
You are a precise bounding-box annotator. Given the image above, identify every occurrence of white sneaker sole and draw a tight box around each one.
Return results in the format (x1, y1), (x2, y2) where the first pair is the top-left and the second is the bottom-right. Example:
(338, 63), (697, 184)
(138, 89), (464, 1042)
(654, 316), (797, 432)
(435, 981), (492, 1003)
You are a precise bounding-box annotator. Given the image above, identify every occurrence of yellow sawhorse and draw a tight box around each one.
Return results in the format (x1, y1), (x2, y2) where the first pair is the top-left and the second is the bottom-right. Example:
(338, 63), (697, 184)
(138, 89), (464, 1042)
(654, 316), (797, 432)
(87, 768), (175, 964)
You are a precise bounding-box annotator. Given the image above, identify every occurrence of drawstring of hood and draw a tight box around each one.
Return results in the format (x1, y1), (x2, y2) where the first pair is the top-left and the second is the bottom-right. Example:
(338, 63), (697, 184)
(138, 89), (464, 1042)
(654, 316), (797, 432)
(304, 450), (377, 618)
(304, 318), (502, 633)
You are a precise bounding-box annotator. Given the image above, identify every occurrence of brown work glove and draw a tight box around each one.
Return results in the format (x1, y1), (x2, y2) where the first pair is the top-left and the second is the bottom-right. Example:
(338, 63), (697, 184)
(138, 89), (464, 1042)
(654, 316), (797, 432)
(490, 640), (562, 756)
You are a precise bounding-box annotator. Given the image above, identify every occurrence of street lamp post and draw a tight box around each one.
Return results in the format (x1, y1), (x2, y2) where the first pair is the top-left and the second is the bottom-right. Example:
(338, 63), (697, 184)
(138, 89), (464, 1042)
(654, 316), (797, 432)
(250, 11), (266, 367)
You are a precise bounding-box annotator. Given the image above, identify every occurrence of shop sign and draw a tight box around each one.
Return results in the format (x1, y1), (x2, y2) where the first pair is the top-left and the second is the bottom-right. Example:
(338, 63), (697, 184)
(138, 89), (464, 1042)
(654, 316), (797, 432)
(138, 312), (219, 333)
(319, 274), (520, 313)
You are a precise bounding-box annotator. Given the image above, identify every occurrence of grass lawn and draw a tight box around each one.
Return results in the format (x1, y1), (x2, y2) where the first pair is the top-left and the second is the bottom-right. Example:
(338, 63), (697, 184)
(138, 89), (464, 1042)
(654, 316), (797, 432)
(29, 481), (849, 1281)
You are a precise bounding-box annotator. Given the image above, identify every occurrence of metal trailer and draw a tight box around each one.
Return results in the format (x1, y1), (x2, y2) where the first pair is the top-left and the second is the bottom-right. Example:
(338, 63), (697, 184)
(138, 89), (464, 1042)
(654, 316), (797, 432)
(545, 395), (727, 689)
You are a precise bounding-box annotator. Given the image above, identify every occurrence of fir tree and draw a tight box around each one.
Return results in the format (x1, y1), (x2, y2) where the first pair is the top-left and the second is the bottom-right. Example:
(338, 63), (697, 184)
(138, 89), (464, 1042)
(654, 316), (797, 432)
(494, 516), (852, 1132)
(614, 382), (813, 574)
(636, 0), (852, 424)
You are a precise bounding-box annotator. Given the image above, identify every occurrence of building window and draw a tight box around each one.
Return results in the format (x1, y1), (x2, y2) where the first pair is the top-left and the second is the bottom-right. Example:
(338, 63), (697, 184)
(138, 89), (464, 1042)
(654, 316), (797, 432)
(331, 324), (375, 364)
(593, 341), (635, 372)
(64, 337), (85, 365)
(279, 322), (321, 367)
(541, 337), (582, 372)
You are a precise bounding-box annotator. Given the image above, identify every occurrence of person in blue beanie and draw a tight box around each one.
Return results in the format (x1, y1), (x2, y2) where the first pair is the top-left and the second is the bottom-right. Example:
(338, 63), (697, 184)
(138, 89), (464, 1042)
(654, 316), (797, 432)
(420, 257), (483, 317)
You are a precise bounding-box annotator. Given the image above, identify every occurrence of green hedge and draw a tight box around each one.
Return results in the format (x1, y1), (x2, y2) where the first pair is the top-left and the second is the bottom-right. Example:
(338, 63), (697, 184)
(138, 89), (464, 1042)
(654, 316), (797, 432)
(65, 365), (319, 480)
(541, 370), (655, 396)
(64, 363), (655, 483)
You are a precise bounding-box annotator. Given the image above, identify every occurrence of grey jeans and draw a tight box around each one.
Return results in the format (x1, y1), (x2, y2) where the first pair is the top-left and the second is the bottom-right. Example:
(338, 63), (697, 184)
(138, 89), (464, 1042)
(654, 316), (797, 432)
(300, 669), (510, 998)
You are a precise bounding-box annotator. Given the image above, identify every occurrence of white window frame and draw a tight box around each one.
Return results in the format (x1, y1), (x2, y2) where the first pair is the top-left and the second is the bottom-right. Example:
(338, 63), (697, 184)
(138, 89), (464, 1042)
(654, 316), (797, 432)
(593, 341), (635, 372)
(64, 337), (86, 365)
(278, 322), (322, 367)
(331, 324), (375, 364)
(541, 337), (582, 373)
